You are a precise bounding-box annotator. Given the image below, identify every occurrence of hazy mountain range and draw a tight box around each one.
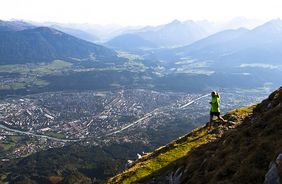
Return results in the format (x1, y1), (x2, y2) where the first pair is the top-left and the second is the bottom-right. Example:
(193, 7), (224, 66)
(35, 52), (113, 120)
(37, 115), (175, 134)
(0, 18), (281, 68)
(32, 17), (265, 46)
(104, 17), (265, 49)
(105, 20), (211, 49)
(0, 17), (267, 48)
(171, 19), (282, 66)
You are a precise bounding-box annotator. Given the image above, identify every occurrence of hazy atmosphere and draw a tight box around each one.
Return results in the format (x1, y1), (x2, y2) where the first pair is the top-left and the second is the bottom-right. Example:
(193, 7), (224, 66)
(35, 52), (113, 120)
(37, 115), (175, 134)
(1, 0), (282, 25)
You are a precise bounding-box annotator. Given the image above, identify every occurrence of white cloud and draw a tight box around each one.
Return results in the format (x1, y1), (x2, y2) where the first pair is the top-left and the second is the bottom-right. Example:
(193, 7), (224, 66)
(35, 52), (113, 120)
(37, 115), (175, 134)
(1, 0), (282, 25)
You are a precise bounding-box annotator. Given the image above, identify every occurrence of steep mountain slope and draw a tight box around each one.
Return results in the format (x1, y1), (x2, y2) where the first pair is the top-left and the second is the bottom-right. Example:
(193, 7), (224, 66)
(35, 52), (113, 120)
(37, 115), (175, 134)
(0, 27), (117, 64)
(109, 87), (282, 184)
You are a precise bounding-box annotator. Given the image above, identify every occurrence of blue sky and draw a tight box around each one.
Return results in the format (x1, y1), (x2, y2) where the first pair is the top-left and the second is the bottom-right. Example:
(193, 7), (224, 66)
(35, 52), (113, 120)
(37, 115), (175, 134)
(1, 0), (282, 25)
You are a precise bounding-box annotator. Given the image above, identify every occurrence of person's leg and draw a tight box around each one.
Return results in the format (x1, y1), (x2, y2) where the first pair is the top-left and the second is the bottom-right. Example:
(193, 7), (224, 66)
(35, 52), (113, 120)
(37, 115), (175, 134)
(209, 114), (213, 129)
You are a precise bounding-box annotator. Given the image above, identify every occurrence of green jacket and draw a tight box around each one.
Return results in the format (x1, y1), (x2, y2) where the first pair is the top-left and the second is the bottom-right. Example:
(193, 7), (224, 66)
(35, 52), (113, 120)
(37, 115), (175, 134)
(210, 95), (220, 112)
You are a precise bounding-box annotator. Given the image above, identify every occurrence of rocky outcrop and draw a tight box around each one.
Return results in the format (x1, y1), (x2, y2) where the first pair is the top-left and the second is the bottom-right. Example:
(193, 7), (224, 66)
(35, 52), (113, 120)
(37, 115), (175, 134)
(264, 153), (282, 184)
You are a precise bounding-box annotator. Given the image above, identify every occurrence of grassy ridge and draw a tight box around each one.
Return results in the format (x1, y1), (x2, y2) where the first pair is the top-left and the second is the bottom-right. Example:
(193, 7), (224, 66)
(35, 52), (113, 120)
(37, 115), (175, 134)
(108, 105), (255, 184)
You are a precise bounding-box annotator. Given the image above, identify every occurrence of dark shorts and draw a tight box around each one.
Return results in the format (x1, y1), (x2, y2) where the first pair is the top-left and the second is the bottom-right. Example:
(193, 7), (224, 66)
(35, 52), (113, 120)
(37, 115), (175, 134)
(210, 112), (220, 116)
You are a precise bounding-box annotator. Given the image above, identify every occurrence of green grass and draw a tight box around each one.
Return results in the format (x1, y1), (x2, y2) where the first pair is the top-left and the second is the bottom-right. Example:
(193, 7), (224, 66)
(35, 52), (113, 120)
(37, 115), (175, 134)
(123, 60), (147, 72)
(0, 77), (49, 90)
(0, 60), (72, 75)
(31, 60), (72, 75)
(224, 105), (256, 121)
(109, 127), (217, 184)
(10, 82), (26, 90)
(0, 60), (71, 90)
(0, 64), (30, 73)
(44, 131), (66, 139)
(0, 136), (24, 151)
(33, 79), (49, 87)
(108, 105), (256, 184)
(0, 142), (16, 151)
(117, 52), (143, 61)
(117, 51), (147, 72)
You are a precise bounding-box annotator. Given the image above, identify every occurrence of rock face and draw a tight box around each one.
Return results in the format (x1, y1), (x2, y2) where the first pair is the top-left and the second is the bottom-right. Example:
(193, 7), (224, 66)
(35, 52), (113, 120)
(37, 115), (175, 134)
(264, 153), (282, 184)
(168, 167), (184, 184)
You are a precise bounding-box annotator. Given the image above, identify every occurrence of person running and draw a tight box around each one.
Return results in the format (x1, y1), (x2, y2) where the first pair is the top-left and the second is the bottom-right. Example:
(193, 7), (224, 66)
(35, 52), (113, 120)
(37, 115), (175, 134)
(208, 91), (226, 130)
